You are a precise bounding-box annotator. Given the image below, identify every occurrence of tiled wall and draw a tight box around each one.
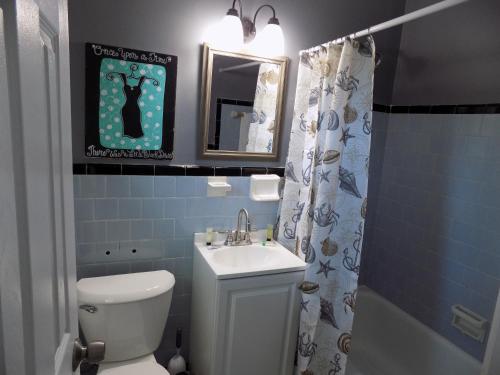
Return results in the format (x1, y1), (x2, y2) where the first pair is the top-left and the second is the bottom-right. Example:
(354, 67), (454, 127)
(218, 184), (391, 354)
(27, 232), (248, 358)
(73, 174), (279, 365)
(362, 111), (500, 360)
(359, 110), (389, 286)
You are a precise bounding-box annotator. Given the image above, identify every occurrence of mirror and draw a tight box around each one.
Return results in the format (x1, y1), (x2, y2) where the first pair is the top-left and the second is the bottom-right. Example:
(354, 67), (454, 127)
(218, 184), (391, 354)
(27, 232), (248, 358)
(201, 44), (288, 159)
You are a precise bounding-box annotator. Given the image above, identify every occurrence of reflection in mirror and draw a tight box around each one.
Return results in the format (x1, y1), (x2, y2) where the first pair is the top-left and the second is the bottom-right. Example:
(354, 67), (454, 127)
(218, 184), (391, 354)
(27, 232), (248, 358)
(201, 45), (287, 159)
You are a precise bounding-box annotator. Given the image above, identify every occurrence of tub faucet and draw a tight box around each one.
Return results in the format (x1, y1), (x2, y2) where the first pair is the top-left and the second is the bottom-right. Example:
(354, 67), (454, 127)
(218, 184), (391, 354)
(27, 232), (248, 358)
(225, 208), (252, 246)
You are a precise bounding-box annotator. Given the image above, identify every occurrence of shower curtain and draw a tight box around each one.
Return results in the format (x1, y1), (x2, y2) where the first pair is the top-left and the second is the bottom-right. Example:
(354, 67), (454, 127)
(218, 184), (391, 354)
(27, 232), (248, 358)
(246, 63), (280, 152)
(278, 38), (375, 375)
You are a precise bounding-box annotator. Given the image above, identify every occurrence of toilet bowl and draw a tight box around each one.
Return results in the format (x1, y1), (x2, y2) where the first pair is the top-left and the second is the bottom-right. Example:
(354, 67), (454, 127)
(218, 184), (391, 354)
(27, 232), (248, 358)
(77, 270), (175, 374)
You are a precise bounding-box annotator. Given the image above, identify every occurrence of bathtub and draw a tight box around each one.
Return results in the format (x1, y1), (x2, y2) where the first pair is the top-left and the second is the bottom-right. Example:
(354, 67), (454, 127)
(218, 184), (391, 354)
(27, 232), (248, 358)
(346, 286), (481, 375)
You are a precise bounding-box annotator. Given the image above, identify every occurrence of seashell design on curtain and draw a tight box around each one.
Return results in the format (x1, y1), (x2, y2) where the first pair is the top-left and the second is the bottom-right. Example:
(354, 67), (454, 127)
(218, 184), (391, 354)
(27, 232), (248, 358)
(246, 63), (280, 153)
(278, 37), (375, 375)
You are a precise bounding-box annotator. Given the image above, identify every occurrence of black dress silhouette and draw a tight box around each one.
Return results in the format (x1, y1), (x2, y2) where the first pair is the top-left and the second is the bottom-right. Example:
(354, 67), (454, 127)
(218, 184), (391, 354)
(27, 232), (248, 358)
(119, 73), (146, 138)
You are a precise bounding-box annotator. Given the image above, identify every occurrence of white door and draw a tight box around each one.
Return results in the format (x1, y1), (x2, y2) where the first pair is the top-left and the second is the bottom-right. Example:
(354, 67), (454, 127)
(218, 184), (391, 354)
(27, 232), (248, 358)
(0, 0), (79, 374)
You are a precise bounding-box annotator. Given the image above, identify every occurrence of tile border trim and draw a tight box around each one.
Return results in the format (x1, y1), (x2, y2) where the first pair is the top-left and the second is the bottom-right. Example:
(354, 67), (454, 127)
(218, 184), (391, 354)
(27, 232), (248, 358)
(74, 102), (499, 176)
(373, 103), (500, 114)
(73, 163), (284, 177)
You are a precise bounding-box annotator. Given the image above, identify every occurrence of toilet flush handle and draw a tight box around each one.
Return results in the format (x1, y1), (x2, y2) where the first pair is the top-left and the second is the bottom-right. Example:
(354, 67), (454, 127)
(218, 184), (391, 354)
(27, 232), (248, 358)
(72, 338), (105, 371)
(79, 304), (98, 313)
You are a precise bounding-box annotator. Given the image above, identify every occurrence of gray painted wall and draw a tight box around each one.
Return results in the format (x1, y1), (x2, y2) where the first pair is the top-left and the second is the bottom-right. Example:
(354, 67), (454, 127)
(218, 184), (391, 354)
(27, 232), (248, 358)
(392, 0), (500, 105)
(68, 0), (405, 166)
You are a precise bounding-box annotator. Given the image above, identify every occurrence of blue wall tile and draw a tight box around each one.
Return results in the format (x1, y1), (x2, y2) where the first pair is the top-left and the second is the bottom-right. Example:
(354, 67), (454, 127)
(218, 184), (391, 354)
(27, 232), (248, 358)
(154, 176), (176, 197)
(106, 176), (130, 197)
(94, 242), (120, 262)
(143, 199), (164, 219)
(106, 220), (130, 241)
(75, 199), (94, 221)
(175, 176), (205, 197)
(130, 260), (153, 273)
(118, 199), (142, 219)
(73, 176), (81, 198)
(131, 176), (154, 197)
(163, 198), (186, 219)
(120, 240), (163, 260)
(94, 199), (118, 220)
(82, 221), (106, 242)
(362, 112), (500, 361)
(152, 219), (175, 239)
(75, 174), (281, 367)
(81, 175), (106, 198)
(76, 243), (96, 264)
(131, 220), (153, 240)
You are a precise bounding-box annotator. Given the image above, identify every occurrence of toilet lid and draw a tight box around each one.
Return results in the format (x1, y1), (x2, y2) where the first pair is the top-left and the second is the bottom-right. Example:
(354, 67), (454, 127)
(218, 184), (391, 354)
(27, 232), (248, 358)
(98, 362), (170, 375)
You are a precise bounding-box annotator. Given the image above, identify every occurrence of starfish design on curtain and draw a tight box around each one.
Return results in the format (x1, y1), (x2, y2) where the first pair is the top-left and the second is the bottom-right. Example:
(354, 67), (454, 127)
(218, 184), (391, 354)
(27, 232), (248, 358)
(324, 84), (334, 95)
(316, 259), (336, 278)
(320, 169), (331, 182)
(340, 127), (355, 146)
(300, 298), (310, 312)
(278, 38), (375, 375)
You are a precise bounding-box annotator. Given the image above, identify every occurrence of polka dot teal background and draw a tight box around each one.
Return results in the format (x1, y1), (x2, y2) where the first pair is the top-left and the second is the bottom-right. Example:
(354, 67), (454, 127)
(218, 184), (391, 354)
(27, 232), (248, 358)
(98, 58), (166, 151)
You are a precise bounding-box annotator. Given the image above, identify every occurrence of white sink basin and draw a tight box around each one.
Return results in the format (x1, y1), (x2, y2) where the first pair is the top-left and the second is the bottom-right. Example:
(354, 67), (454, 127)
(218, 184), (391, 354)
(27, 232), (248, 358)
(194, 233), (306, 279)
(212, 245), (288, 268)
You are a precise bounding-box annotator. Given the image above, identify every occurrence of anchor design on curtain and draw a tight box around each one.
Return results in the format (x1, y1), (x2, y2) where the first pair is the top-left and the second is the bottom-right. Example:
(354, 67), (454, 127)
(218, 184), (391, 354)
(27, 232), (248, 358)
(278, 38), (375, 375)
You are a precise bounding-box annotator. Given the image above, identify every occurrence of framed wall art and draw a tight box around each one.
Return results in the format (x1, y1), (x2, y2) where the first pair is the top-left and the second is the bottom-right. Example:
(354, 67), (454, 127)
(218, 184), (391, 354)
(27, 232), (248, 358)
(85, 43), (177, 159)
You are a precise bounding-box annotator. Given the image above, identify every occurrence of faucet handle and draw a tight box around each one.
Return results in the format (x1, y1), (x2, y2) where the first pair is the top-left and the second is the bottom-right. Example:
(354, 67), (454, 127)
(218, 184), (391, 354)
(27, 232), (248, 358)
(224, 231), (235, 246)
(243, 231), (252, 244)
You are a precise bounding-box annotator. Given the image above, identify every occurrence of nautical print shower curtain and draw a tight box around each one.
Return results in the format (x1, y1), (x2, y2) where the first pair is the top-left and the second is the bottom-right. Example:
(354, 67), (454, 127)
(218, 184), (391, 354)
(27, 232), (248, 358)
(246, 63), (280, 153)
(278, 38), (375, 375)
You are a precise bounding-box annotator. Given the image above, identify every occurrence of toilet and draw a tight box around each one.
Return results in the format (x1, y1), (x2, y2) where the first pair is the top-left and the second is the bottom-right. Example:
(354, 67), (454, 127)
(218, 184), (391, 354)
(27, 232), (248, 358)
(77, 270), (175, 374)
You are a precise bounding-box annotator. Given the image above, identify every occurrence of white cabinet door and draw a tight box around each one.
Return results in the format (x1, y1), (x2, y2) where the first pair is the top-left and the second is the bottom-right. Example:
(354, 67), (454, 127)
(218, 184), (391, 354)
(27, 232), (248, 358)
(0, 0), (78, 374)
(214, 272), (303, 375)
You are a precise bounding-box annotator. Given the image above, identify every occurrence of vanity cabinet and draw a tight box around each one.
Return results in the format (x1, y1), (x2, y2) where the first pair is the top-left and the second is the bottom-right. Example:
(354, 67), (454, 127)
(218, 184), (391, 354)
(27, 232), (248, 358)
(190, 244), (304, 375)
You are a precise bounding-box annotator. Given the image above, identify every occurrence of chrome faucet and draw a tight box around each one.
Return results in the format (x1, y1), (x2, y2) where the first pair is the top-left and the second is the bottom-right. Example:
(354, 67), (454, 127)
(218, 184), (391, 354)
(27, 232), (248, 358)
(225, 208), (252, 246)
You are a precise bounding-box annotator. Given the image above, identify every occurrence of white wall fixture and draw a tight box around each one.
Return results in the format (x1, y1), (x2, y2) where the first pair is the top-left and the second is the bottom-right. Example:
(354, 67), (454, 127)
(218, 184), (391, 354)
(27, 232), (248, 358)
(208, 176), (232, 197)
(203, 0), (285, 57)
(451, 304), (488, 342)
(248, 19), (284, 57)
(250, 174), (280, 201)
(203, 9), (244, 52)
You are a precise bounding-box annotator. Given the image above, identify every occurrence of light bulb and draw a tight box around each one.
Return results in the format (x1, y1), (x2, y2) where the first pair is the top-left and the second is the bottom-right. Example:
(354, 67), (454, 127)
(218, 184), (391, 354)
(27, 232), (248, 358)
(206, 14), (244, 52)
(250, 23), (284, 57)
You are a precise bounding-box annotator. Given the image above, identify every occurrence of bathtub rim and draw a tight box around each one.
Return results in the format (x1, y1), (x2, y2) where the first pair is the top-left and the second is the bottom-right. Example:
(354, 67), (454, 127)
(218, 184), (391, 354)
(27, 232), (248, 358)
(352, 285), (482, 373)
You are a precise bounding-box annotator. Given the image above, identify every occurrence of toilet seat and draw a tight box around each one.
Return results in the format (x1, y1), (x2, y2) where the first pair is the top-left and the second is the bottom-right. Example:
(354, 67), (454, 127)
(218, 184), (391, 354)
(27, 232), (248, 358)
(97, 362), (170, 375)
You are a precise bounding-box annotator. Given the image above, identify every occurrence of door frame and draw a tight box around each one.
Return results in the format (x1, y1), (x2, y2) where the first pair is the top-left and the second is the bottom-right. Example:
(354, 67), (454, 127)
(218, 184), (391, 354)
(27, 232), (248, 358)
(482, 289), (500, 375)
(0, 0), (78, 374)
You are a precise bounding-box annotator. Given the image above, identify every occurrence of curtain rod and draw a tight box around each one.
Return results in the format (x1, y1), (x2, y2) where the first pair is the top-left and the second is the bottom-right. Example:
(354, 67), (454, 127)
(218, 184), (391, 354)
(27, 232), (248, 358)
(300, 0), (469, 53)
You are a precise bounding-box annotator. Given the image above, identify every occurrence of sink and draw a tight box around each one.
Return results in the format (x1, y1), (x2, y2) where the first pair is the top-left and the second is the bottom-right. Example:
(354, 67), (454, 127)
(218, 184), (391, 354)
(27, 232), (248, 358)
(212, 244), (292, 268)
(194, 233), (306, 279)
(191, 230), (306, 374)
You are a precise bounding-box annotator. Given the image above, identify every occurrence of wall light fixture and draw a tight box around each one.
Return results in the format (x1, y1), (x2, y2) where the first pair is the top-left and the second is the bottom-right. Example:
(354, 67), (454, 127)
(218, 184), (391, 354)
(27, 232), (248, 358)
(204, 0), (284, 57)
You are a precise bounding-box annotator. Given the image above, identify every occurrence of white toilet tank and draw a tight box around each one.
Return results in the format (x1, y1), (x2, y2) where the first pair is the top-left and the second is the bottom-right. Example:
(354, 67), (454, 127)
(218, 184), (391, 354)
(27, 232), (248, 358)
(77, 270), (175, 363)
